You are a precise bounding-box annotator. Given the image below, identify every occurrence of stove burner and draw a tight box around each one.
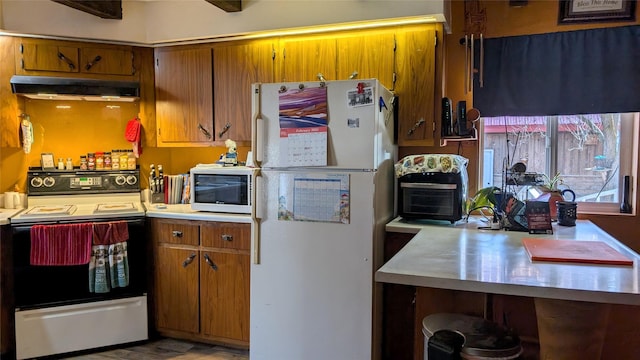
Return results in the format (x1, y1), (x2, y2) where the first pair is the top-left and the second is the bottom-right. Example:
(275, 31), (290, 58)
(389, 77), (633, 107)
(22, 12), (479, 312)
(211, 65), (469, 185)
(21, 205), (77, 217)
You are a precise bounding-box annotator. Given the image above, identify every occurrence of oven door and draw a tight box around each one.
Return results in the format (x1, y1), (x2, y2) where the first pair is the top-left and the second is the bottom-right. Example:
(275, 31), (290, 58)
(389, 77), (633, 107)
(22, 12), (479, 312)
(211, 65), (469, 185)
(399, 183), (462, 222)
(11, 217), (147, 310)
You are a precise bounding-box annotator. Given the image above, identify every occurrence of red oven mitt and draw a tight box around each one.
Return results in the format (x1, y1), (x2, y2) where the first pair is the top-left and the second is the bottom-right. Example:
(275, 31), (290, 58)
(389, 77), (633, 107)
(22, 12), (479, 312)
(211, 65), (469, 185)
(125, 117), (142, 157)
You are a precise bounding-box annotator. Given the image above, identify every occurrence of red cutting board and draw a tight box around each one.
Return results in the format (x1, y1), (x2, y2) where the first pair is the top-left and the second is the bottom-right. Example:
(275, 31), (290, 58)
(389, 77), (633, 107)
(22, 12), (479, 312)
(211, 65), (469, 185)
(522, 238), (634, 266)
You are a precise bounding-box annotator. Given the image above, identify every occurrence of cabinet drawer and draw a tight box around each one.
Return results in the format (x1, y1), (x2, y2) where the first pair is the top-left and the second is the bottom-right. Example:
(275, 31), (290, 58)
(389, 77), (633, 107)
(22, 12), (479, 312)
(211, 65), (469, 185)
(151, 219), (200, 246)
(201, 222), (250, 251)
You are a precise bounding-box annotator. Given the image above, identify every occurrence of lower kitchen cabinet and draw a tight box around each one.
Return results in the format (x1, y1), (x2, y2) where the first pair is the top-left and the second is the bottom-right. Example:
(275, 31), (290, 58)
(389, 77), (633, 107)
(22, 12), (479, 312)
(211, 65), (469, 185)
(150, 218), (250, 347)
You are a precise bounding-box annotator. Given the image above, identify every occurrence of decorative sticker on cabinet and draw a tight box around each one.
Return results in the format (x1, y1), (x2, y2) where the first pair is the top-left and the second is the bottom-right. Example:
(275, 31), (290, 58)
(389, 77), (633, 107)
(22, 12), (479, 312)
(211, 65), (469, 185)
(278, 173), (350, 224)
(278, 86), (328, 167)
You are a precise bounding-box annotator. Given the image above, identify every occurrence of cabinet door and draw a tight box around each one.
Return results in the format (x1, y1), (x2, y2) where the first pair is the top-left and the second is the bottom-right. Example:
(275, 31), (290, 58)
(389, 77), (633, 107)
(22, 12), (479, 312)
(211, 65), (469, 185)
(81, 47), (134, 76)
(336, 30), (395, 89)
(213, 40), (274, 142)
(200, 251), (250, 342)
(1, 36), (20, 148)
(155, 46), (215, 146)
(17, 39), (79, 73)
(154, 245), (200, 333)
(395, 24), (439, 146)
(201, 222), (251, 251)
(280, 36), (336, 82)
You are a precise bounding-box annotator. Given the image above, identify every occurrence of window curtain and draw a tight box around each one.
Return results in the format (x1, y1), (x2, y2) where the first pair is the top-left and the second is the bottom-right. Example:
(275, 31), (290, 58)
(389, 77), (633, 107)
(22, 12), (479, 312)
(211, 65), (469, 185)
(473, 25), (640, 117)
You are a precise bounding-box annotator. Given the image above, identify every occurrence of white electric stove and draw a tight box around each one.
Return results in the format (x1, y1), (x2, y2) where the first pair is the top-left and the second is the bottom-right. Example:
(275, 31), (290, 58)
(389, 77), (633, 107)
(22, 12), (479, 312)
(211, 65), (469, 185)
(10, 168), (148, 360)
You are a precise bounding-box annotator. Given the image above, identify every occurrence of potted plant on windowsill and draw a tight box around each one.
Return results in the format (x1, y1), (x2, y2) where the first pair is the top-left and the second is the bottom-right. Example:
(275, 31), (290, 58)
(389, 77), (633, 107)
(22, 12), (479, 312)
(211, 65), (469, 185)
(531, 172), (576, 220)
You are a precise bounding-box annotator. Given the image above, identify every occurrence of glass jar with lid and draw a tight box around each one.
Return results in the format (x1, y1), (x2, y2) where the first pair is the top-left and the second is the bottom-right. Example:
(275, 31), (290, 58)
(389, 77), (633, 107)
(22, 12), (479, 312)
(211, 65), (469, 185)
(104, 152), (112, 170)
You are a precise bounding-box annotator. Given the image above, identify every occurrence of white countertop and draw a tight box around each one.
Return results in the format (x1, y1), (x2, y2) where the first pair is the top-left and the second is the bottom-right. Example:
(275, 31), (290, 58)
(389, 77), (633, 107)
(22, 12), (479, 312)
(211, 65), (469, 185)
(0, 208), (26, 225)
(143, 203), (253, 223)
(376, 217), (640, 306)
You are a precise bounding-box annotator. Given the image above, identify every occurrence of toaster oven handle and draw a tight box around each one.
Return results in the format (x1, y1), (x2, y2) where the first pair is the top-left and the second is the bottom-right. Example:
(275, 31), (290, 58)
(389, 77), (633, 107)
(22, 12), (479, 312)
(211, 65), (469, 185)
(401, 183), (458, 190)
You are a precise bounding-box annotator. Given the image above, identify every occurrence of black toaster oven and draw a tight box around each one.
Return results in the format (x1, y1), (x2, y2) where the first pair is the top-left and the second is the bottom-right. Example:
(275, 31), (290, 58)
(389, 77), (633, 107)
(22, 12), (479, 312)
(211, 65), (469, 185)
(397, 171), (467, 223)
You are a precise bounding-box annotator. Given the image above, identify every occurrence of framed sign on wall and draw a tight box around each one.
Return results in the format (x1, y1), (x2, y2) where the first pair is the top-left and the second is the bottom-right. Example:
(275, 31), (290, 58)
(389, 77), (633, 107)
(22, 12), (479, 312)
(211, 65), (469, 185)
(558, 0), (636, 24)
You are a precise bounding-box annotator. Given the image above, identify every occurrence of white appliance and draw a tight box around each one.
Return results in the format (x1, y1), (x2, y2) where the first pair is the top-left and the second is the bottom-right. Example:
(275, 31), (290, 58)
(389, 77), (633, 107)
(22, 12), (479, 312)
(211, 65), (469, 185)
(251, 79), (396, 360)
(189, 165), (256, 214)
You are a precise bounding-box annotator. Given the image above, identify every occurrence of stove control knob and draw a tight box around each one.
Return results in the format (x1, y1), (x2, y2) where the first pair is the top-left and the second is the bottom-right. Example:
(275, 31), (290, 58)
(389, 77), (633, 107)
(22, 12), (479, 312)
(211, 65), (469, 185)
(43, 177), (55, 187)
(126, 175), (138, 185)
(30, 177), (44, 188)
(115, 175), (127, 186)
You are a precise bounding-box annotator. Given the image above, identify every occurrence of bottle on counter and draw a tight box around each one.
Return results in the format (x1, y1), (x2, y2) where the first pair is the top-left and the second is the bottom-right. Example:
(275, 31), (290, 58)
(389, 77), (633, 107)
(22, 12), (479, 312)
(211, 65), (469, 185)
(57, 158), (65, 170)
(65, 157), (73, 170)
(104, 152), (112, 170)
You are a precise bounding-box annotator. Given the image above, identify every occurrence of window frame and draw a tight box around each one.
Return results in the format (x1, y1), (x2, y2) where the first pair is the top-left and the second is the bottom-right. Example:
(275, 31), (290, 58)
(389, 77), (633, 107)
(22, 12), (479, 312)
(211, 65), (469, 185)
(478, 113), (638, 216)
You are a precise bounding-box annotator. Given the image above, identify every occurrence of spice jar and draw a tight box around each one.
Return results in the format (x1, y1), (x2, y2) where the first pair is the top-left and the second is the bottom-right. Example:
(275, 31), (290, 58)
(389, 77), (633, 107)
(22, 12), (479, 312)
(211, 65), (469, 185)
(127, 150), (137, 169)
(104, 152), (112, 170)
(119, 150), (128, 170)
(111, 150), (120, 170)
(87, 153), (96, 170)
(66, 157), (73, 170)
(57, 158), (65, 170)
(95, 151), (104, 170)
(79, 156), (88, 170)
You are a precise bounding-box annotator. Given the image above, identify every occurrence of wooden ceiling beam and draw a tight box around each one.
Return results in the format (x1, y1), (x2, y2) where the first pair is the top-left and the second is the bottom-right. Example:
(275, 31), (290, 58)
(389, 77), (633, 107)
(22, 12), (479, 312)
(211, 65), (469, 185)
(51, 0), (122, 20)
(204, 0), (242, 12)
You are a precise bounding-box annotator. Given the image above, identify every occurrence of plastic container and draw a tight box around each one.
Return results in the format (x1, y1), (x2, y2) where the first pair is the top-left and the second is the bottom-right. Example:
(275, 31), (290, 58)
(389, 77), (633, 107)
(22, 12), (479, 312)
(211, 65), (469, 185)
(111, 150), (120, 170)
(87, 153), (96, 170)
(95, 151), (104, 170)
(119, 150), (128, 170)
(422, 313), (522, 360)
(79, 156), (88, 170)
(104, 152), (112, 170)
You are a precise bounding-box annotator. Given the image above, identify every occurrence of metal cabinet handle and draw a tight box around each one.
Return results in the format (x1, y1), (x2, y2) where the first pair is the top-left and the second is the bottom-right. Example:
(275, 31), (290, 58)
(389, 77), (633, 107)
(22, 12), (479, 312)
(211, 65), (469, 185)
(218, 122), (231, 138)
(57, 52), (76, 70)
(221, 234), (233, 242)
(407, 118), (425, 136)
(203, 253), (218, 271)
(198, 124), (212, 139)
(85, 55), (102, 70)
(182, 253), (197, 268)
(172, 230), (183, 237)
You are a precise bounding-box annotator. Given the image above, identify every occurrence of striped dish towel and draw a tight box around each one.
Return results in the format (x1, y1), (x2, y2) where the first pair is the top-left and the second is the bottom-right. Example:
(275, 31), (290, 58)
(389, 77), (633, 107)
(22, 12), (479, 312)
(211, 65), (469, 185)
(30, 223), (93, 266)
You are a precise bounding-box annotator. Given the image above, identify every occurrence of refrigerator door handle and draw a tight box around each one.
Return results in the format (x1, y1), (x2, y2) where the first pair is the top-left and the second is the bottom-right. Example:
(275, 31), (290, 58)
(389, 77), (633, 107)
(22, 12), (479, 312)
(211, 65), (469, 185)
(252, 174), (264, 265)
(252, 83), (263, 166)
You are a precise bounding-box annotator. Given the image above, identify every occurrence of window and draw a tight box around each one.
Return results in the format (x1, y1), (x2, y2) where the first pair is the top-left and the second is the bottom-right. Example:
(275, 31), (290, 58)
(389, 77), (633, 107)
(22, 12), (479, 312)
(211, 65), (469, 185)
(480, 113), (638, 214)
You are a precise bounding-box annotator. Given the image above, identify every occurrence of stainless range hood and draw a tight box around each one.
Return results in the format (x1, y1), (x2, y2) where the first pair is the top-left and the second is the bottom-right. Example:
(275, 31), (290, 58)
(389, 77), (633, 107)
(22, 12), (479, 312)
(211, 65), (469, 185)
(10, 75), (140, 102)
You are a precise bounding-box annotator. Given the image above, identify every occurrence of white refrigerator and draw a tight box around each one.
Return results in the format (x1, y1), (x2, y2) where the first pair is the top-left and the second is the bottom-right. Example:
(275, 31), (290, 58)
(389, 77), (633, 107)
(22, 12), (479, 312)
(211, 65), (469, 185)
(250, 79), (396, 360)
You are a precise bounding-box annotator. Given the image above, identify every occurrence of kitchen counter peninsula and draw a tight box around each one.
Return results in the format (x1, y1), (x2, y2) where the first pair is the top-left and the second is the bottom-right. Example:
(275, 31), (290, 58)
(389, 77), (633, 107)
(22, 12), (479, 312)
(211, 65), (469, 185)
(377, 217), (640, 359)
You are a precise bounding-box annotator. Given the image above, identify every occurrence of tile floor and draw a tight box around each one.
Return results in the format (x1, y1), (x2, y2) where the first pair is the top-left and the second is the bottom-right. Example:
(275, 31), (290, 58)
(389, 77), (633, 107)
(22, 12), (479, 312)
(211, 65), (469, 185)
(60, 338), (249, 360)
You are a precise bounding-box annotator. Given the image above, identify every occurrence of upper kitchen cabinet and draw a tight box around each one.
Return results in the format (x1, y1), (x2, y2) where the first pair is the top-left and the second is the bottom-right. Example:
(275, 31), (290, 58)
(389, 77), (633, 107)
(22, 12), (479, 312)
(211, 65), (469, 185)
(279, 35), (337, 82)
(213, 39), (275, 143)
(0, 36), (21, 148)
(154, 45), (215, 147)
(394, 23), (443, 147)
(15, 38), (135, 78)
(335, 29), (395, 89)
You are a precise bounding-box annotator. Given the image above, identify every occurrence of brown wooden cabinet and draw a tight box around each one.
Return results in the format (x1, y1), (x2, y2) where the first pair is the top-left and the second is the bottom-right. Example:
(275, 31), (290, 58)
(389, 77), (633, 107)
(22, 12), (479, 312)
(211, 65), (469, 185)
(150, 218), (250, 347)
(154, 46), (215, 147)
(213, 40), (275, 143)
(15, 38), (135, 77)
(0, 36), (20, 148)
(279, 35), (337, 82)
(336, 30), (395, 90)
(395, 23), (443, 147)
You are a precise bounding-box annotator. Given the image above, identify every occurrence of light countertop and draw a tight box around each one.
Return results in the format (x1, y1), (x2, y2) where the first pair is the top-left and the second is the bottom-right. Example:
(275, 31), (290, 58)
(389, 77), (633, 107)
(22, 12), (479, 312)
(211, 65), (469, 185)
(376, 217), (640, 306)
(143, 203), (253, 223)
(0, 208), (26, 225)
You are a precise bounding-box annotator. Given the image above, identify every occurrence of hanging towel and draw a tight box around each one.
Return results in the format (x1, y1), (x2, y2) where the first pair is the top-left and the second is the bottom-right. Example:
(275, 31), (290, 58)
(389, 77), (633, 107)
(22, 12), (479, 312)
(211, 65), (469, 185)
(30, 223), (93, 266)
(90, 221), (130, 293)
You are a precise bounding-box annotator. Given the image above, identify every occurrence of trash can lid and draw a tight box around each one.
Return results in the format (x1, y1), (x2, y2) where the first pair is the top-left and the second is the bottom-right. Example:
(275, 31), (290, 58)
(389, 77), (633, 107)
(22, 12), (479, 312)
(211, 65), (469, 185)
(423, 313), (522, 359)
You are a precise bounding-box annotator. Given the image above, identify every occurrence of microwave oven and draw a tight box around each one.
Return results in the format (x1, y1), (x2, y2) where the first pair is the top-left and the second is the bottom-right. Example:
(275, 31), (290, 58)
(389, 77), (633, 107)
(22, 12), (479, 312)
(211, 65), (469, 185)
(397, 172), (467, 223)
(190, 166), (256, 214)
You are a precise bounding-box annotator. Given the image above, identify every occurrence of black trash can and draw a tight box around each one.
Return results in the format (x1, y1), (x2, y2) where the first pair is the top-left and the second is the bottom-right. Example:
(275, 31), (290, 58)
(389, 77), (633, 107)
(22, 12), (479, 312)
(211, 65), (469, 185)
(422, 313), (522, 360)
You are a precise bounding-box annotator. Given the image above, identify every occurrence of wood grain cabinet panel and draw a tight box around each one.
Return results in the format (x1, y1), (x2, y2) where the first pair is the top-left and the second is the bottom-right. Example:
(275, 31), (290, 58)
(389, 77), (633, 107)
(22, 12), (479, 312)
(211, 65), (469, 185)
(154, 46), (215, 147)
(213, 40), (274, 143)
(395, 24), (441, 146)
(280, 36), (337, 82)
(151, 218), (250, 348)
(16, 38), (135, 77)
(336, 30), (395, 89)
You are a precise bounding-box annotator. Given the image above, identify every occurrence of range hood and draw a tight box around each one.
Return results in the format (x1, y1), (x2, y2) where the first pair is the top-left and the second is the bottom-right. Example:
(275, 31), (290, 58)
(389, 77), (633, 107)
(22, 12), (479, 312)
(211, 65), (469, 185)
(10, 75), (140, 102)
